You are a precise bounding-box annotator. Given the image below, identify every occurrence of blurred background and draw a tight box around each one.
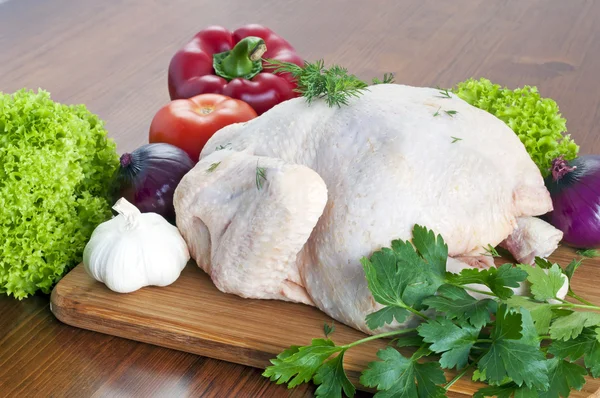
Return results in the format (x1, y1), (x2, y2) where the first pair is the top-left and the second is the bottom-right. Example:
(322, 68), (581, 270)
(2, 0), (598, 154)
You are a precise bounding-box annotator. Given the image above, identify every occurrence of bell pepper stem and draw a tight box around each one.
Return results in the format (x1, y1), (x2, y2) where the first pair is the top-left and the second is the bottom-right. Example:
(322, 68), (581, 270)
(214, 36), (267, 80)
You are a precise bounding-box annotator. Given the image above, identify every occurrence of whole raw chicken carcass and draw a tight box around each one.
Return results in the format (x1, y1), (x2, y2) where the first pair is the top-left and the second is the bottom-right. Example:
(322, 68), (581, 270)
(173, 84), (564, 334)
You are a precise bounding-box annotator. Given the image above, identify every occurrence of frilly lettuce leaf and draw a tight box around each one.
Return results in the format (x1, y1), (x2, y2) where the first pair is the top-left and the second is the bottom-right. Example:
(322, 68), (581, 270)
(453, 78), (578, 177)
(0, 89), (119, 299)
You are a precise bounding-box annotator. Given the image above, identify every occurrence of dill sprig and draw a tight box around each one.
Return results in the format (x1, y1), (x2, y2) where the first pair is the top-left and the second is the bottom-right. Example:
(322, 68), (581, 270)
(265, 59), (367, 107)
(265, 59), (393, 108)
(215, 143), (231, 151)
(481, 244), (500, 257)
(256, 163), (267, 190)
(437, 86), (452, 98)
(372, 73), (395, 85)
(206, 162), (221, 172)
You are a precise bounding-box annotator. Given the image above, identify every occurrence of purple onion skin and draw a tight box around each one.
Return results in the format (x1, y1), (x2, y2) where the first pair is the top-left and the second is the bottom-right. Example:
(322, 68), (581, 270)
(544, 155), (600, 248)
(114, 143), (194, 224)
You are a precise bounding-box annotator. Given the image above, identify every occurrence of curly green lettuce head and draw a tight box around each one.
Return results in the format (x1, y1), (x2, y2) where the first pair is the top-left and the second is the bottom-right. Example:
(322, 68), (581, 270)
(0, 89), (119, 299)
(453, 78), (579, 177)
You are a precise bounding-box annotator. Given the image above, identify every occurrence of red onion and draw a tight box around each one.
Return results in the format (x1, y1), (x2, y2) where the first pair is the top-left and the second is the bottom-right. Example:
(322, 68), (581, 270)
(544, 155), (600, 248)
(114, 143), (194, 224)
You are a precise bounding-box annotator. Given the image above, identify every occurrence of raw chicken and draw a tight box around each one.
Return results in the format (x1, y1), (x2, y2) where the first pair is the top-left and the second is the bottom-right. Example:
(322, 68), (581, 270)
(173, 84), (564, 334)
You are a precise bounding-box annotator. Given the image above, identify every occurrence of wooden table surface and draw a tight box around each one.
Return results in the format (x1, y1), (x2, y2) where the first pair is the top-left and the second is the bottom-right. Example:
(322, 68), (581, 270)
(2, 0), (600, 397)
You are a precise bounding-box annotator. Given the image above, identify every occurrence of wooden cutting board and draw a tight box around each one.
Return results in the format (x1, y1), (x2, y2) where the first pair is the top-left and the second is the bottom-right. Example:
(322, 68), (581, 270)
(50, 247), (600, 397)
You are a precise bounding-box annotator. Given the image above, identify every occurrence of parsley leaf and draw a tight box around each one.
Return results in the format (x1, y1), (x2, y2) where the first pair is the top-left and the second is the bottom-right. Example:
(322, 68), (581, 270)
(413, 362), (448, 398)
(313, 351), (356, 398)
(474, 383), (537, 398)
(477, 305), (549, 390)
(362, 225), (448, 326)
(417, 317), (480, 369)
(446, 264), (527, 299)
(492, 304), (524, 340)
(538, 358), (587, 398)
(564, 259), (582, 281)
(586, 338), (600, 378)
(517, 306), (543, 346)
(423, 284), (496, 328)
(361, 247), (417, 307)
(506, 296), (553, 334)
(323, 322), (335, 338)
(393, 334), (424, 348)
(262, 339), (342, 387)
(472, 369), (513, 386)
(535, 257), (554, 269)
(517, 263), (566, 302)
(550, 311), (600, 341)
(360, 347), (446, 398)
(549, 327), (600, 377)
(366, 306), (410, 330)
(411, 225), (448, 280)
(548, 327), (595, 361)
(478, 339), (548, 390)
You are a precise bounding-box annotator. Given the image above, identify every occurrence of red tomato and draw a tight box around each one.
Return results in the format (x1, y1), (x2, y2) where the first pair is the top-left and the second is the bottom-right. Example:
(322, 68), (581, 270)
(149, 94), (257, 162)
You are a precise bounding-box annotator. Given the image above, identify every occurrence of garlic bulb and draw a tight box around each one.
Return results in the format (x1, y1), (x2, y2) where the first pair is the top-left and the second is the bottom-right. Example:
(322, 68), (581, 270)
(83, 197), (190, 293)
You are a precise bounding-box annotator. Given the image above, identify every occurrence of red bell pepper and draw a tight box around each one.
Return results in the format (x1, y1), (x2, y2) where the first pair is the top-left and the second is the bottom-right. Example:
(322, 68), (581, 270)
(168, 24), (304, 115)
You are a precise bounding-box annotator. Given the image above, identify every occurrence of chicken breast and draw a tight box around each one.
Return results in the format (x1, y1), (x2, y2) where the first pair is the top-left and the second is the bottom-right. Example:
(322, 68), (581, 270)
(173, 83), (562, 334)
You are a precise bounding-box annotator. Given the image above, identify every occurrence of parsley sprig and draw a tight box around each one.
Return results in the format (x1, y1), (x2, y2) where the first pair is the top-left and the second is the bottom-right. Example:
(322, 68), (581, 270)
(263, 225), (600, 397)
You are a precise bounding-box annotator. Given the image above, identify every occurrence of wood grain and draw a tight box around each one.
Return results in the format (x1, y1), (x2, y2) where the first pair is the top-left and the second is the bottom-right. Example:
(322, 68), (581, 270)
(0, 300), (321, 398)
(50, 248), (600, 397)
(3, 0), (600, 397)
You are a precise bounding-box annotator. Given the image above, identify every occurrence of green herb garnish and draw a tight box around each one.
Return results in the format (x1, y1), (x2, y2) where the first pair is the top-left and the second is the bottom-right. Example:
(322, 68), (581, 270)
(481, 244), (500, 257)
(323, 322), (336, 338)
(216, 143), (232, 151)
(372, 73), (395, 85)
(576, 249), (600, 258)
(256, 163), (267, 190)
(451, 136), (462, 143)
(263, 225), (600, 397)
(445, 110), (458, 117)
(266, 59), (367, 107)
(266, 59), (392, 108)
(433, 107), (441, 117)
(437, 87), (452, 98)
(207, 162), (221, 172)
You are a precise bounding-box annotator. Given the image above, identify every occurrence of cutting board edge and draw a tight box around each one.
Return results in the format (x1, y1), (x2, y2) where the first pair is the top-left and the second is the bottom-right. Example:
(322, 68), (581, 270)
(49, 264), (600, 397)
(49, 277), (383, 393)
(50, 280), (274, 366)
